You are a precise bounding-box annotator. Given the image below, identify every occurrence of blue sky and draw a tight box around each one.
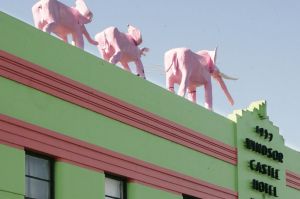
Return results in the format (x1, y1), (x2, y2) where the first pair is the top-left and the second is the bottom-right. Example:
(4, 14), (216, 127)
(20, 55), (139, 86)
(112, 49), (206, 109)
(1, 0), (300, 151)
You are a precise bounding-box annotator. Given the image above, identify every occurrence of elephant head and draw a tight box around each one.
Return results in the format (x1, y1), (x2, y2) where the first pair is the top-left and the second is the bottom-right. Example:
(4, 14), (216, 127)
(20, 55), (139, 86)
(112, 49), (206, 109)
(127, 24), (143, 46)
(198, 48), (237, 106)
(75, 0), (93, 24)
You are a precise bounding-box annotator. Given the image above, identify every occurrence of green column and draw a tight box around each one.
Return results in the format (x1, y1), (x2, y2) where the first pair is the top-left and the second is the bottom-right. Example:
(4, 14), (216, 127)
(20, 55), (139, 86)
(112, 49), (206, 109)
(0, 144), (25, 199)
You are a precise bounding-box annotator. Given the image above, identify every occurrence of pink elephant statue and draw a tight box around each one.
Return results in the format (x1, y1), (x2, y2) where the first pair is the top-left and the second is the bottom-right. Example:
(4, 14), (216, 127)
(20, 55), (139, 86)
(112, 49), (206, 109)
(95, 25), (149, 78)
(32, 0), (98, 48)
(164, 47), (237, 110)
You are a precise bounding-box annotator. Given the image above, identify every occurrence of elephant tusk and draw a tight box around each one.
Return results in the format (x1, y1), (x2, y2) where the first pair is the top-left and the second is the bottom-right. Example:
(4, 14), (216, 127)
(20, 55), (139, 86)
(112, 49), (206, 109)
(220, 72), (238, 80)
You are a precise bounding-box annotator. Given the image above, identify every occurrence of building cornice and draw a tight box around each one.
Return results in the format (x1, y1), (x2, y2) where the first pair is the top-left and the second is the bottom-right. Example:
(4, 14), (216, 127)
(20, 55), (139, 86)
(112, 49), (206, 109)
(0, 50), (237, 165)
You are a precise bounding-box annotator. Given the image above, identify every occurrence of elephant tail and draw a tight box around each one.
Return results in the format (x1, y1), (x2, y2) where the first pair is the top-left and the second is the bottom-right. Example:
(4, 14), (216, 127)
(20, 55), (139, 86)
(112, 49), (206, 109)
(140, 47), (149, 56)
(165, 52), (178, 75)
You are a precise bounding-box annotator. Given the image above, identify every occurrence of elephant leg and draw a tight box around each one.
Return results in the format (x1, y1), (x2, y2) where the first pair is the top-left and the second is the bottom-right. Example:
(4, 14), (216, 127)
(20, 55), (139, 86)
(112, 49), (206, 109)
(109, 51), (122, 65)
(57, 33), (68, 43)
(120, 61), (132, 72)
(178, 71), (188, 97)
(134, 59), (146, 79)
(204, 82), (213, 110)
(61, 35), (68, 43)
(39, 21), (47, 31)
(187, 87), (197, 103)
(72, 31), (84, 49)
(166, 74), (175, 93)
(43, 22), (57, 33)
(101, 49), (111, 62)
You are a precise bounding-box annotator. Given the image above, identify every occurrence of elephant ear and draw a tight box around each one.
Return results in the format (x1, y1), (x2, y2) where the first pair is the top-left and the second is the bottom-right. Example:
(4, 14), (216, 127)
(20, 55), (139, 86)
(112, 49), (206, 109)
(75, 0), (93, 24)
(127, 24), (142, 46)
(75, 0), (89, 15)
(208, 47), (218, 64)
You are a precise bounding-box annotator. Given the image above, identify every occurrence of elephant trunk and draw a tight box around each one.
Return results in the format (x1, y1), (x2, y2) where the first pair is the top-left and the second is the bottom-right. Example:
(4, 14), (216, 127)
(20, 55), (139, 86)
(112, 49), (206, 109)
(216, 77), (234, 106)
(81, 25), (98, 45)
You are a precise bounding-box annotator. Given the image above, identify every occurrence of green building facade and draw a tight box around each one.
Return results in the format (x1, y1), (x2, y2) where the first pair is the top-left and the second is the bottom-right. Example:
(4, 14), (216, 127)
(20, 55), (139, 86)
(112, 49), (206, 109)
(0, 12), (299, 199)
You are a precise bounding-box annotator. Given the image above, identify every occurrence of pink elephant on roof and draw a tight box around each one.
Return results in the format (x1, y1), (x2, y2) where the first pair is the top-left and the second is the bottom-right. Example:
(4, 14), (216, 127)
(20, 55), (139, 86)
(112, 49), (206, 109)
(95, 25), (149, 79)
(164, 47), (237, 110)
(32, 0), (98, 48)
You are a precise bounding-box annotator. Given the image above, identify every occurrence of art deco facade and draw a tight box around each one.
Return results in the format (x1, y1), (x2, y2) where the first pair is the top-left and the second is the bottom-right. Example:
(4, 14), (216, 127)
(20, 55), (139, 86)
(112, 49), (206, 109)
(1, 12), (300, 199)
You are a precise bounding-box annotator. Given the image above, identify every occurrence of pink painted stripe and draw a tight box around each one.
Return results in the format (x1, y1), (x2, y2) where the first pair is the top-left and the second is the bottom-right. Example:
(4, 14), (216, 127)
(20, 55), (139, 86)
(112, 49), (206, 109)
(0, 114), (238, 199)
(286, 170), (300, 190)
(0, 50), (237, 165)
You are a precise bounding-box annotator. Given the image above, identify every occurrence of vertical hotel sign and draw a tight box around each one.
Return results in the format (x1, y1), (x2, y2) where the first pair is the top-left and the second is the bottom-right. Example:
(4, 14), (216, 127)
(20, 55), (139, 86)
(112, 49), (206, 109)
(229, 101), (286, 199)
(246, 126), (283, 197)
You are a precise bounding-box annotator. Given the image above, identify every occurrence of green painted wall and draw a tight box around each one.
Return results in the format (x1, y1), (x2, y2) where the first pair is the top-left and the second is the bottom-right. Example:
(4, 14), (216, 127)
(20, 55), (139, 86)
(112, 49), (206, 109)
(127, 182), (182, 199)
(0, 144), (24, 198)
(0, 11), (235, 147)
(285, 187), (300, 199)
(284, 147), (300, 174)
(284, 147), (300, 198)
(55, 162), (104, 199)
(0, 76), (236, 191)
(0, 191), (24, 199)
